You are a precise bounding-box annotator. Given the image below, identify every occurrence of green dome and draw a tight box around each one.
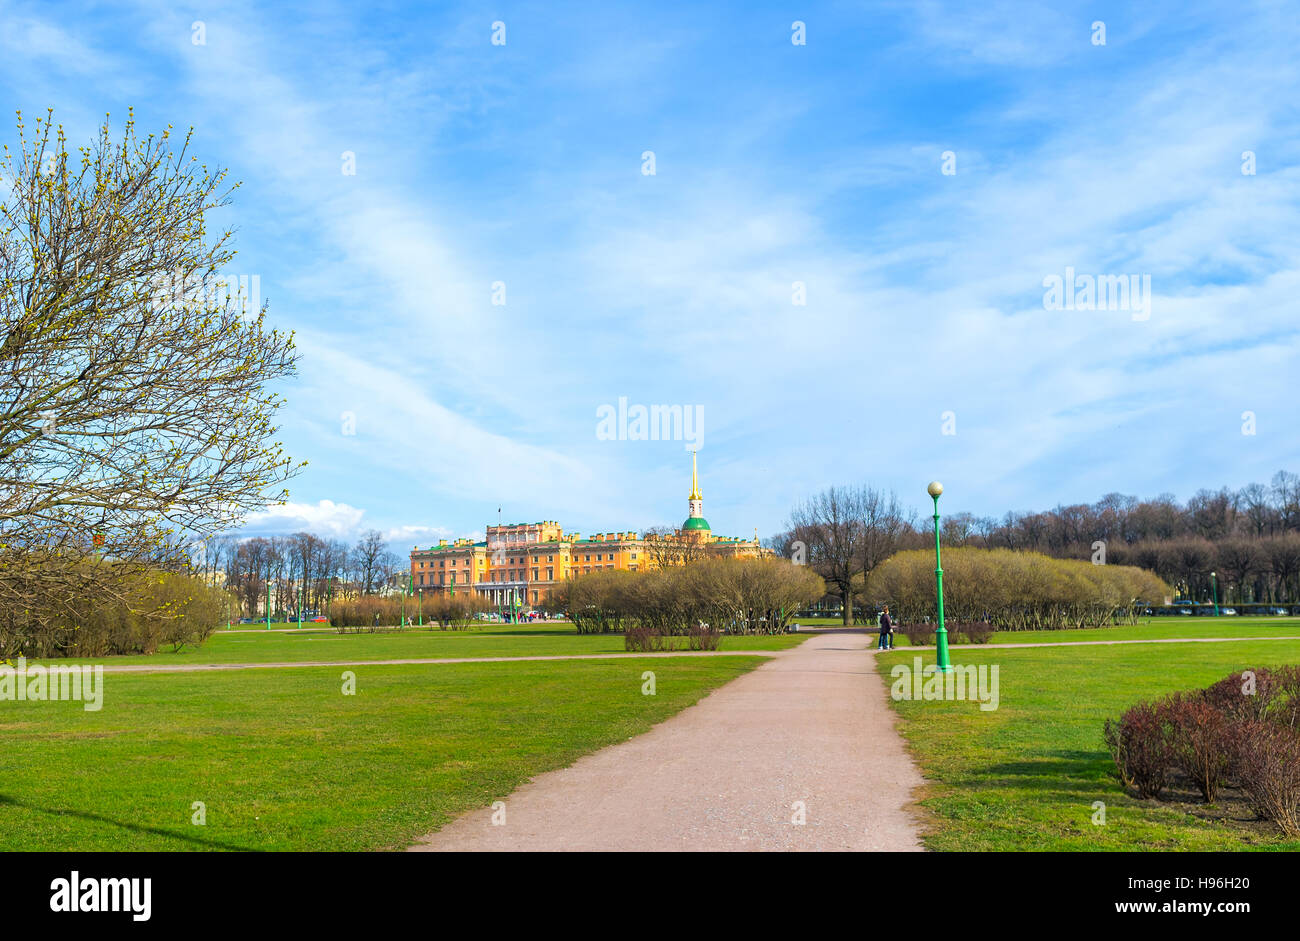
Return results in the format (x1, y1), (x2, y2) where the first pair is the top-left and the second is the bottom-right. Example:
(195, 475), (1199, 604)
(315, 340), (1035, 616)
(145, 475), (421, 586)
(682, 517), (711, 531)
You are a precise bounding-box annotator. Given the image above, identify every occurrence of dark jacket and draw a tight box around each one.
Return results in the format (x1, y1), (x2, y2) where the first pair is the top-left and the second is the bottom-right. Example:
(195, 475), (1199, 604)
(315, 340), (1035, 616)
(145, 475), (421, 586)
(879, 612), (893, 633)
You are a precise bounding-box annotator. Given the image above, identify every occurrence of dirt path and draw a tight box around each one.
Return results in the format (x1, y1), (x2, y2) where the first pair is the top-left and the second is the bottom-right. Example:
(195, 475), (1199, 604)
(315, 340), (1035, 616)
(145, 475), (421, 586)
(91, 650), (781, 674)
(85, 633), (1300, 674)
(408, 631), (925, 852)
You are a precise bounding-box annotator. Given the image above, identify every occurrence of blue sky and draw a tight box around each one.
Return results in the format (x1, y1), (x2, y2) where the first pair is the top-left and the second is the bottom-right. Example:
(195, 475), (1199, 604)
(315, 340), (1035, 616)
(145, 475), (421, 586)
(3, 0), (1299, 551)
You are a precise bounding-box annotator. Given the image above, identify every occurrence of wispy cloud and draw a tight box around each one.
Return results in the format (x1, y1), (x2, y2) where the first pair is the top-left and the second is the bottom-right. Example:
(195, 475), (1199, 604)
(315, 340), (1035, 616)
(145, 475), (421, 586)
(3, 0), (1298, 538)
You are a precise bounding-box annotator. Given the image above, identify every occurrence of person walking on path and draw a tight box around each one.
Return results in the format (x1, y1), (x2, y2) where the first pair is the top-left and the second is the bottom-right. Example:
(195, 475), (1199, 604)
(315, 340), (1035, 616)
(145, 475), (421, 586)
(877, 605), (895, 650)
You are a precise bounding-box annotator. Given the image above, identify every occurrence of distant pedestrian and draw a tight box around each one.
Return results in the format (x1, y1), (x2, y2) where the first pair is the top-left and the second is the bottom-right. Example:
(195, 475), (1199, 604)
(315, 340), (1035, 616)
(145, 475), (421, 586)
(877, 605), (894, 650)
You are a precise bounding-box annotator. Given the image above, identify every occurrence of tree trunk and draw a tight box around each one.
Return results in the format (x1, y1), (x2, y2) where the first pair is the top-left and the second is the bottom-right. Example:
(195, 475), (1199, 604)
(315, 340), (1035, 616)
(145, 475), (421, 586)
(841, 588), (854, 625)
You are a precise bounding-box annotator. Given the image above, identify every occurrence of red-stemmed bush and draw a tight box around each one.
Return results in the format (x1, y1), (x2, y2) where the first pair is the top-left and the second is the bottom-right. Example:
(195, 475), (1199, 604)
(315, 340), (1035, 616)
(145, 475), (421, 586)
(1230, 719), (1300, 837)
(624, 624), (675, 652)
(1272, 665), (1300, 731)
(688, 621), (722, 651)
(1103, 699), (1174, 799)
(1202, 668), (1278, 723)
(1165, 692), (1233, 803)
(903, 623), (936, 646)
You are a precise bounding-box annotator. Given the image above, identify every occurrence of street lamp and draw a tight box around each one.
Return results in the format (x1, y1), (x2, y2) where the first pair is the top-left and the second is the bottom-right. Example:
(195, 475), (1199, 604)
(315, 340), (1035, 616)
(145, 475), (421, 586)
(1210, 571), (1219, 617)
(928, 481), (952, 673)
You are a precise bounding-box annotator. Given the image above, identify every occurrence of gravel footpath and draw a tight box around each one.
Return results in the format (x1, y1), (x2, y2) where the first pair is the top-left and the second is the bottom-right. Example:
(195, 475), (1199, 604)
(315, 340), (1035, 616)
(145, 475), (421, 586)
(408, 631), (925, 852)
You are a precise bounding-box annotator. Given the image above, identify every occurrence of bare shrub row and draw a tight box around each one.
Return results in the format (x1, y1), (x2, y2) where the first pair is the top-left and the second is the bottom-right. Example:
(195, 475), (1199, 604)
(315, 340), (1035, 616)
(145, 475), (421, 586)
(1103, 667), (1300, 836)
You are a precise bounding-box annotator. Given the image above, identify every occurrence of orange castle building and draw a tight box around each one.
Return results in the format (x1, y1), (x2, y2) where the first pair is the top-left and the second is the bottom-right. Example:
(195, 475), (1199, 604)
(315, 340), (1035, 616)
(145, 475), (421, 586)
(408, 453), (764, 607)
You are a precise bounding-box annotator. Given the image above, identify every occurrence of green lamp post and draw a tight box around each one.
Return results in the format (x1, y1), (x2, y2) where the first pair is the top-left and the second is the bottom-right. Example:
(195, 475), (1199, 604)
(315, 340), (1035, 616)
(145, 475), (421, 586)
(1210, 571), (1219, 617)
(928, 481), (953, 673)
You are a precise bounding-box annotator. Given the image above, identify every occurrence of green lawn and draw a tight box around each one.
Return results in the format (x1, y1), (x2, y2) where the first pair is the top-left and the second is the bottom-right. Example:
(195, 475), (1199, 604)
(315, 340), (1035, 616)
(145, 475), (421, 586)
(32, 622), (806, 668)
(942, 616), (1298, 646)
(0, 656), (764, 851)
(878, 638), (1300, 850)
(981, 617), (1300, 645)
(809, 614), (1300, 645)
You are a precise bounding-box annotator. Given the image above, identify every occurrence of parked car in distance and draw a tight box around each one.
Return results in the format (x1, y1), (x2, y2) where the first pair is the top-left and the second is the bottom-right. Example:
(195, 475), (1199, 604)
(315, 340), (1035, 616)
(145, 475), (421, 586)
(1222, 607), (1238, 616)
(1178, 607), (1193, 615)
(237, 618), (256, 624)
(310, 615), (328, 623)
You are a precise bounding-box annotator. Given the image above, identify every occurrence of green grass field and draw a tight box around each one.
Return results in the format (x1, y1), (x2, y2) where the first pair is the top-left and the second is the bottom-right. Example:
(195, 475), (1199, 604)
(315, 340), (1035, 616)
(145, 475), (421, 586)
(0, 655), (765, 851)
(878, 638), (1300, 850)
(804, 614), (1300, 645)
(13, 613), (1299, 853)
(33, 622), (806, 668)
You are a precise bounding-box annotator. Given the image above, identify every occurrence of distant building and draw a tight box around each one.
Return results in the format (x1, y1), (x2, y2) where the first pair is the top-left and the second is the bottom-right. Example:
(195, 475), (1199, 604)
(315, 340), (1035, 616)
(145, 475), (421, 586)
(408, 453), (764, 607)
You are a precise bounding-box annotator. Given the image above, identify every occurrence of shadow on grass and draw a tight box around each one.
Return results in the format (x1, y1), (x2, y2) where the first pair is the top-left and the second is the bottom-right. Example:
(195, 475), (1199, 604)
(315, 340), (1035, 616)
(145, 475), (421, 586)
(0, 793), (258, 851)
(962, 750), (1116, 794)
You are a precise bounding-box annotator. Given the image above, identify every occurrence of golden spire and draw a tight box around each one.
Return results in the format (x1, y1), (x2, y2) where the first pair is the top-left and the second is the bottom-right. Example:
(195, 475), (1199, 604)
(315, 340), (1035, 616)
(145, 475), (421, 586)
(689, 450), (701, 501)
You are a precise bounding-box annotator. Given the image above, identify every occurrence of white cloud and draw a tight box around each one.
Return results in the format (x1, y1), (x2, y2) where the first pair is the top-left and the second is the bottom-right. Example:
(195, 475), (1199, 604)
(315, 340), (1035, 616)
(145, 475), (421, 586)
(241, 500), (366, 538)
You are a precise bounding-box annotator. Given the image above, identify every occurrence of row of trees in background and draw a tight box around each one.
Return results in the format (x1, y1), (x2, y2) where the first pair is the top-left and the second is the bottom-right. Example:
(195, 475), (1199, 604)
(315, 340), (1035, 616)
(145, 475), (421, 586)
(1086, 536), (1300, 607)
(924, 471), (1300, 604)
(943, 472), (1300, 549)
(196, 530), (405, 618)
(865, 548), (1171, 631)
(542, 557), (825, 637)
(773, 472), (1300, 620)
(328, 592), (493, 631)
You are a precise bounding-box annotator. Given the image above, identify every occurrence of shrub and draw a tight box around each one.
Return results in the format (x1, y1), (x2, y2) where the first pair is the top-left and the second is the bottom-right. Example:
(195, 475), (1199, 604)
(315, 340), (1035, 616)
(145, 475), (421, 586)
(624, 624), (676, 652)
(558, 559), (824, 636)
(960, 621), (996, 644)
(1202, 668), (1278, 723)
(903, 623), (936, 646)
(1271, 665), (1300, 731)
(1103, 699), (1173, 799)
(687, 621), (721, 651)
(865, 547), (1169, 630)
(7, 567), (231, 658)
(1165, 692), (1232, 803)
(1231, 720), (1300, 836)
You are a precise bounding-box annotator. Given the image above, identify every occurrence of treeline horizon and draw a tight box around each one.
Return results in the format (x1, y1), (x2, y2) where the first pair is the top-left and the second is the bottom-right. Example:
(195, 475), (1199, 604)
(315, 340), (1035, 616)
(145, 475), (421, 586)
(912, 469), (1300, 605)
(196, 470), (1300, 620)
(771, 470), (1300, 621)
(196, 531), (407, 618)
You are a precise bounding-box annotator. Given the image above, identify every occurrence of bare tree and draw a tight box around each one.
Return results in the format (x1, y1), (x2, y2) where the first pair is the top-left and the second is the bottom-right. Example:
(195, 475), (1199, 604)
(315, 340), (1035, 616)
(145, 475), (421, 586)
(353, 530), (388, 594)
(641, 525), (706, 568)
(856, 487), (912, 602)
(377, 549), (404, 593)
(787, 485), (866, 625)
(1215, 540), (1263, 603)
